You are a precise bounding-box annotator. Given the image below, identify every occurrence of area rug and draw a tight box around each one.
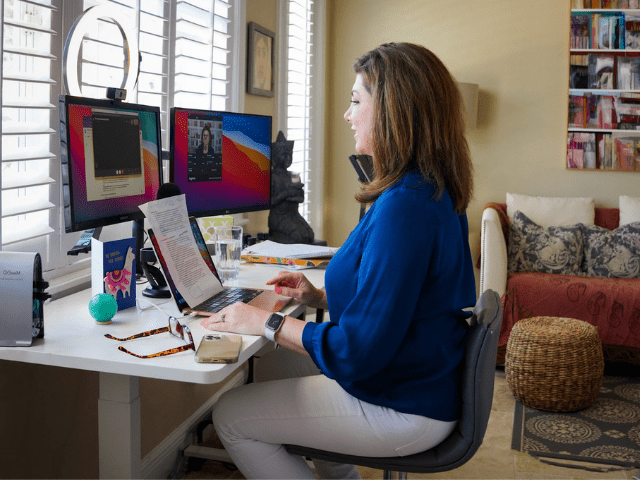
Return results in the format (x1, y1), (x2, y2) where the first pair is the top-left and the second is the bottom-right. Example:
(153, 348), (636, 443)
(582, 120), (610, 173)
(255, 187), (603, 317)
(512, 375), (640, 472)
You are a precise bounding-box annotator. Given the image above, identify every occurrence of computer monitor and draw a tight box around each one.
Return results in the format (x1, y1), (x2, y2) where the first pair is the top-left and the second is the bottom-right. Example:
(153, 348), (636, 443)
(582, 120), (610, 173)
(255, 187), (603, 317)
(59, 95), (163, 274)
(169, 107), (272, 217)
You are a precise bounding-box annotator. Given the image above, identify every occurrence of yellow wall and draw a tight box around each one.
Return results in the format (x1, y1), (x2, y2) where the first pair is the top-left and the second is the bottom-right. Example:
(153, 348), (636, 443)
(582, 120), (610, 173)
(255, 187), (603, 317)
(323, 0), (640, 249)
(243, 0), (278, 237)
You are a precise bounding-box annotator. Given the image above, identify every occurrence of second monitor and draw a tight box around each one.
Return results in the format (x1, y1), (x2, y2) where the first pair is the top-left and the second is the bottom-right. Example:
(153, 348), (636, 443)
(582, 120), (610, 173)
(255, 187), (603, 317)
(169, 107), (272, 217)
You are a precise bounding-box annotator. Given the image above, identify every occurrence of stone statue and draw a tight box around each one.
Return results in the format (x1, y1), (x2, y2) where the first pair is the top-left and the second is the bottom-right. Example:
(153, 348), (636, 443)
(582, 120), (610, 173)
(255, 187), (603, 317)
(268, 131), (315, 244)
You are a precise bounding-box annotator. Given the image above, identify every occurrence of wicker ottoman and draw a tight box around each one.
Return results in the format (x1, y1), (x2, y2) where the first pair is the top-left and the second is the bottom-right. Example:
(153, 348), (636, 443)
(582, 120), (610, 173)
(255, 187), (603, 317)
(505, 316), (604, 412)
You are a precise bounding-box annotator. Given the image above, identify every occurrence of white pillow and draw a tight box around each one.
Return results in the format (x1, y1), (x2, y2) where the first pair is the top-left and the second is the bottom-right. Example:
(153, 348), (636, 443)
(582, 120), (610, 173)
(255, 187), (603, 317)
(620, 195), (640, 225)
(506, 193), (595, 228)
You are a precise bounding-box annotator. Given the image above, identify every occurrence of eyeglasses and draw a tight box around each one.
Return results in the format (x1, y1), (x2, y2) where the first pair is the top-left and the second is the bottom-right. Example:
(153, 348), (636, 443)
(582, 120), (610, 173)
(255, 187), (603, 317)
(105, 316), (195, 358)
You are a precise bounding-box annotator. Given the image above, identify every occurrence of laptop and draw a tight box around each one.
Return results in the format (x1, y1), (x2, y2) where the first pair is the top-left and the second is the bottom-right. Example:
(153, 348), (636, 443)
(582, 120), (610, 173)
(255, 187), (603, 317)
(148, 217), (291, 316)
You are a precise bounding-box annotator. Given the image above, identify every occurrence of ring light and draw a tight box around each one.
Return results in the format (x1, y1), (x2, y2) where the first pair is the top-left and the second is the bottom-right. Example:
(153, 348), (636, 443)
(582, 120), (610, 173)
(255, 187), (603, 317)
(62, 4), (140, 97)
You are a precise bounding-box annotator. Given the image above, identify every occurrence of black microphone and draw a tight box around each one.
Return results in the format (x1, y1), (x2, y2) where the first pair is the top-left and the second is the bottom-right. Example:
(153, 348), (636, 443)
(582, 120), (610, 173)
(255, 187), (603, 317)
(156, 182), (182, 200)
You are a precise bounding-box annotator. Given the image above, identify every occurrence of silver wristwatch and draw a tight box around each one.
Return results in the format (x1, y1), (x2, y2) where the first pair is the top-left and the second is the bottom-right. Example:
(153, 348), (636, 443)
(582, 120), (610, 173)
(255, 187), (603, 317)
(265, 312), (285, 342)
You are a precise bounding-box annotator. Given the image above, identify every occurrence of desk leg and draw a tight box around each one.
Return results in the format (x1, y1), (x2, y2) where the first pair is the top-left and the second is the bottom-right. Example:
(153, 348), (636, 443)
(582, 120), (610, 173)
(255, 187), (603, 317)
(98, 372), (141, 479)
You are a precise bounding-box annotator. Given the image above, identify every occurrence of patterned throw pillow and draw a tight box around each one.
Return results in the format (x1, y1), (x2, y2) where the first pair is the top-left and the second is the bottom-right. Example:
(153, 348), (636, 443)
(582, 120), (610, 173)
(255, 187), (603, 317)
(580, 222), (640, 278)
(508, 210), (584, 275)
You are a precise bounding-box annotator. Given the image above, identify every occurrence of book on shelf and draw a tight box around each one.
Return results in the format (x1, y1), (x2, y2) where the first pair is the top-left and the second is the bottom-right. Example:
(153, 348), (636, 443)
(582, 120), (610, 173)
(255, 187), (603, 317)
(568, 132), (597, 169)
(589, 53), (615, 89)
(597, 95), (617, 128)
(600, 15), (611, 49)
(570, 54), (589, 89)
(617, 95), (640, 129)
(571, 14), (591, 49)
(612, 133), (640, 170)
(625, 15), (640, 50)
(567, 133), (582, 168)
(597, 132), (613, 168)
(587, 93), (599, 127)
(618, 114), (640, 129)
(614, 95), (640, 129)
(569, 93), (618, 129)
(569, 11), (640, 50)
(565, 132), (636, 170)
(612, 14), (624, 50)
(617, 14), (626, 50)
(569, 95), (587, 128)
(616, 53), (640, 89)
(598, 14), (625, 50)
(614, 0), (630, 7)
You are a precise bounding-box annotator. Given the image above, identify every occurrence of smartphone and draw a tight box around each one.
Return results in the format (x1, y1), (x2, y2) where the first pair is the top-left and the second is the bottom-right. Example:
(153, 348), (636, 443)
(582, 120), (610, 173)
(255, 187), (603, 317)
(195, 334), (242, 363)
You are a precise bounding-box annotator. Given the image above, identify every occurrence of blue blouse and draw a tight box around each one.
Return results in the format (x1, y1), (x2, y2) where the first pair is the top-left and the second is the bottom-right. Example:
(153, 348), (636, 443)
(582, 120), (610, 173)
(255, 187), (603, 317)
(301, 171), (476, 421)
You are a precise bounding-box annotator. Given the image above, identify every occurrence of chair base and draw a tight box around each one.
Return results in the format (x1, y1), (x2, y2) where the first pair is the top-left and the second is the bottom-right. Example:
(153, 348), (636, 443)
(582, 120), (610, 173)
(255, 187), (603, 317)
(383, 471), (407, 480)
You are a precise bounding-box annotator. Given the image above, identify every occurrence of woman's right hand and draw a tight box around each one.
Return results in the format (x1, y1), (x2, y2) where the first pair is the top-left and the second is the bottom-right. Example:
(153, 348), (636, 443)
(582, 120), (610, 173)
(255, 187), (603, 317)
(266, 271), (327, 309)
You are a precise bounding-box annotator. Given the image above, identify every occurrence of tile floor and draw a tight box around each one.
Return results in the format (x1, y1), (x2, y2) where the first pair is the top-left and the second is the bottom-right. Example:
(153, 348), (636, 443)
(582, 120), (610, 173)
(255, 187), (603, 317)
(182, 368), (639, 479)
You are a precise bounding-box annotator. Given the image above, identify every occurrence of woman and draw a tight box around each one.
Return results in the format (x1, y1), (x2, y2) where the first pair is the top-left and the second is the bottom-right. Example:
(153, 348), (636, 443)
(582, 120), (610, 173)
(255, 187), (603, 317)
(201, 42), (476, 479)
(195, 124), (213, 159)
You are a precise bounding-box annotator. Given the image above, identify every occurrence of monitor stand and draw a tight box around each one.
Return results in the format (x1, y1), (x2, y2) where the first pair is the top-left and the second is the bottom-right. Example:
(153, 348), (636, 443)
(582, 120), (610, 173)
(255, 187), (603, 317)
(67, 227), (102, 256)
(140, 246), (171, 299)
(132, 218), (171, 298)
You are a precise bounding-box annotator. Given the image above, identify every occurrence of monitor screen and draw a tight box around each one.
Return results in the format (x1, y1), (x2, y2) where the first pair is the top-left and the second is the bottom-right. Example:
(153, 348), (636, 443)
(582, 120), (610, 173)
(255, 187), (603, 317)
(169, 107), (272, 217)
(59, 95), (163, 233)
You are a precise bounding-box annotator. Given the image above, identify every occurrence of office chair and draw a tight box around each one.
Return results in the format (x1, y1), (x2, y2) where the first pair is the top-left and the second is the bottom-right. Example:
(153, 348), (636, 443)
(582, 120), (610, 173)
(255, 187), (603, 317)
(285, 289), (503, 480)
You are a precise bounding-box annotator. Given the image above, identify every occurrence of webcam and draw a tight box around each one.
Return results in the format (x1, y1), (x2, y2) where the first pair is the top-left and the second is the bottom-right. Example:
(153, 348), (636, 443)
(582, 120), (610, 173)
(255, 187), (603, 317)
(106, 87), (127, 101)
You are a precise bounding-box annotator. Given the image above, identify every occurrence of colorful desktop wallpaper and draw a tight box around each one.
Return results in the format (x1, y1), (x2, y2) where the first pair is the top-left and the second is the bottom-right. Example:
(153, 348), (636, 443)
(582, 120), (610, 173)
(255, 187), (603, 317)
(66, 103), (161, 229)
(172, 109), (271, 216)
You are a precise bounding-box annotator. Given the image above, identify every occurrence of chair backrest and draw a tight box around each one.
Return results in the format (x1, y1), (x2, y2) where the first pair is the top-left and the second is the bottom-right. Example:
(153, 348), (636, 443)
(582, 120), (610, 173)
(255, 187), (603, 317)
(284, 289), (503, 473)
(451, 288), (503, 464)
(383, 288), (503, 472)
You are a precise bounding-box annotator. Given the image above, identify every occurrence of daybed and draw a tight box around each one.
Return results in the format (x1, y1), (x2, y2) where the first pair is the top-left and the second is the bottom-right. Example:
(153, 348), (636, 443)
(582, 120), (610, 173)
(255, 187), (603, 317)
(480, 194), (640, 365)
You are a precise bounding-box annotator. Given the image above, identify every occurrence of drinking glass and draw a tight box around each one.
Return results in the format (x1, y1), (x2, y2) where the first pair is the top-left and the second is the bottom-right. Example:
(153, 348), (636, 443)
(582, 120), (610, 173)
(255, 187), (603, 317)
(214, 225), (243, 282)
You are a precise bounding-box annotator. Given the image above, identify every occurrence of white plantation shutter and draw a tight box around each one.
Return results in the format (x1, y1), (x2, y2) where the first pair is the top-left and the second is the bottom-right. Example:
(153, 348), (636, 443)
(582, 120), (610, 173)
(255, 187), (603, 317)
(2, 0), (59, 253)
(1, 0), (240, 274)
(173, 0), (232, 112)
(81, 0), (169, 143)
(282, 0), (324, 237)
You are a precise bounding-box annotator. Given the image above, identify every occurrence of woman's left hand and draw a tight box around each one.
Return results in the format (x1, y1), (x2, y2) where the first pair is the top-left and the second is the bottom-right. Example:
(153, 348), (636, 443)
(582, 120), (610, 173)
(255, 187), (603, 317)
(199, 302), (270, 336)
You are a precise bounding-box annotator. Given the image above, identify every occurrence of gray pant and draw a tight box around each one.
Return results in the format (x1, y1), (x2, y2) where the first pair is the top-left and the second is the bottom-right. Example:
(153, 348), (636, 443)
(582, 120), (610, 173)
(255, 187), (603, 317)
(212, 348), (456, 479)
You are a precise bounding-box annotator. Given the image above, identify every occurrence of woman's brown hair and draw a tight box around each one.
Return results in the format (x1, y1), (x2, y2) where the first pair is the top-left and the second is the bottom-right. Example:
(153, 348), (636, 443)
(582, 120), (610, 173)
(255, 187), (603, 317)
(353, 43), (473, 213)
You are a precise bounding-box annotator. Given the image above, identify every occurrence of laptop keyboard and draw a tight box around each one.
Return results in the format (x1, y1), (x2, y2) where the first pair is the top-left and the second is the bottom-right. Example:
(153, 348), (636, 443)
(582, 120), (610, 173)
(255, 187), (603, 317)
(193, 287), (263, 313)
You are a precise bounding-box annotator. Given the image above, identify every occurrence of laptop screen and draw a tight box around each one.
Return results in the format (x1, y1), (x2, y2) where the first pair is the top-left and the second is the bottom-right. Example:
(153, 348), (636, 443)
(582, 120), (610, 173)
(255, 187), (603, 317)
(148, 217), (221, 311)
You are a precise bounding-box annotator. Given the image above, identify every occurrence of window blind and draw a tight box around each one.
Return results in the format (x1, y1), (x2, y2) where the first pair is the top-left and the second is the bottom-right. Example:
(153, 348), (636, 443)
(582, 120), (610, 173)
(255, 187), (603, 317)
(1, 0), (237, 274)
(173, 0), (232, 112)
(286, 0), (314, 222)
(2, 0), (58, 248)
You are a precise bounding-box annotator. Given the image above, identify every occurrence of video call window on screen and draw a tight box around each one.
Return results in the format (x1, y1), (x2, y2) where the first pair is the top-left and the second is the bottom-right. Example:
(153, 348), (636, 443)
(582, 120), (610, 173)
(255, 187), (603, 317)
(187, 113), (223, 183)
(90, 110), (143, 178)
(59, 95), (162, 233)
(169, 107), (272, 218)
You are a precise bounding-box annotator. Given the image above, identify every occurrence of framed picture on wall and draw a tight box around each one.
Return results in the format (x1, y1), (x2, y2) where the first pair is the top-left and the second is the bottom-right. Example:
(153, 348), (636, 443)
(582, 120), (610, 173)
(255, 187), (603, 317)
(247, 22), (275, 97)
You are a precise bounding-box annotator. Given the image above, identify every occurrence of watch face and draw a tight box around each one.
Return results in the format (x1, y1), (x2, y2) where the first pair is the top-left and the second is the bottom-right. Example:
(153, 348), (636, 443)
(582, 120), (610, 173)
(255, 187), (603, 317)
(267, 313), (284, 329)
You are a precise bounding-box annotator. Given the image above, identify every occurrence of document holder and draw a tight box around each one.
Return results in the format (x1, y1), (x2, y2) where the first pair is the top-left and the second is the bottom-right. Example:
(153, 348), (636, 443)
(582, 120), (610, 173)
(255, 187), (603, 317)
(0, 252), (50, 346)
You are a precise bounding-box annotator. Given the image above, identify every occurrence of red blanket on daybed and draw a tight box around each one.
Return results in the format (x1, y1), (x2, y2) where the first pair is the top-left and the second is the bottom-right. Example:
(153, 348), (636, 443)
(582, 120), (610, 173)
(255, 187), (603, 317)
(487, 203), (640, 365)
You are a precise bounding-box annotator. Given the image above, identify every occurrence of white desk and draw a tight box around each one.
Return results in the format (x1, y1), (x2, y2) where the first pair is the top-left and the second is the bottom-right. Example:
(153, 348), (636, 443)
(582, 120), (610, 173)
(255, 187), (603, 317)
(0, 263), (325, 478)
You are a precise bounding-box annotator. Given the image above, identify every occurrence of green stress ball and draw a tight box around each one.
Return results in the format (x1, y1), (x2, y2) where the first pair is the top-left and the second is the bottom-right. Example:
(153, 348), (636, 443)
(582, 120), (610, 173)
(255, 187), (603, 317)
(89, 293), (118, 324)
